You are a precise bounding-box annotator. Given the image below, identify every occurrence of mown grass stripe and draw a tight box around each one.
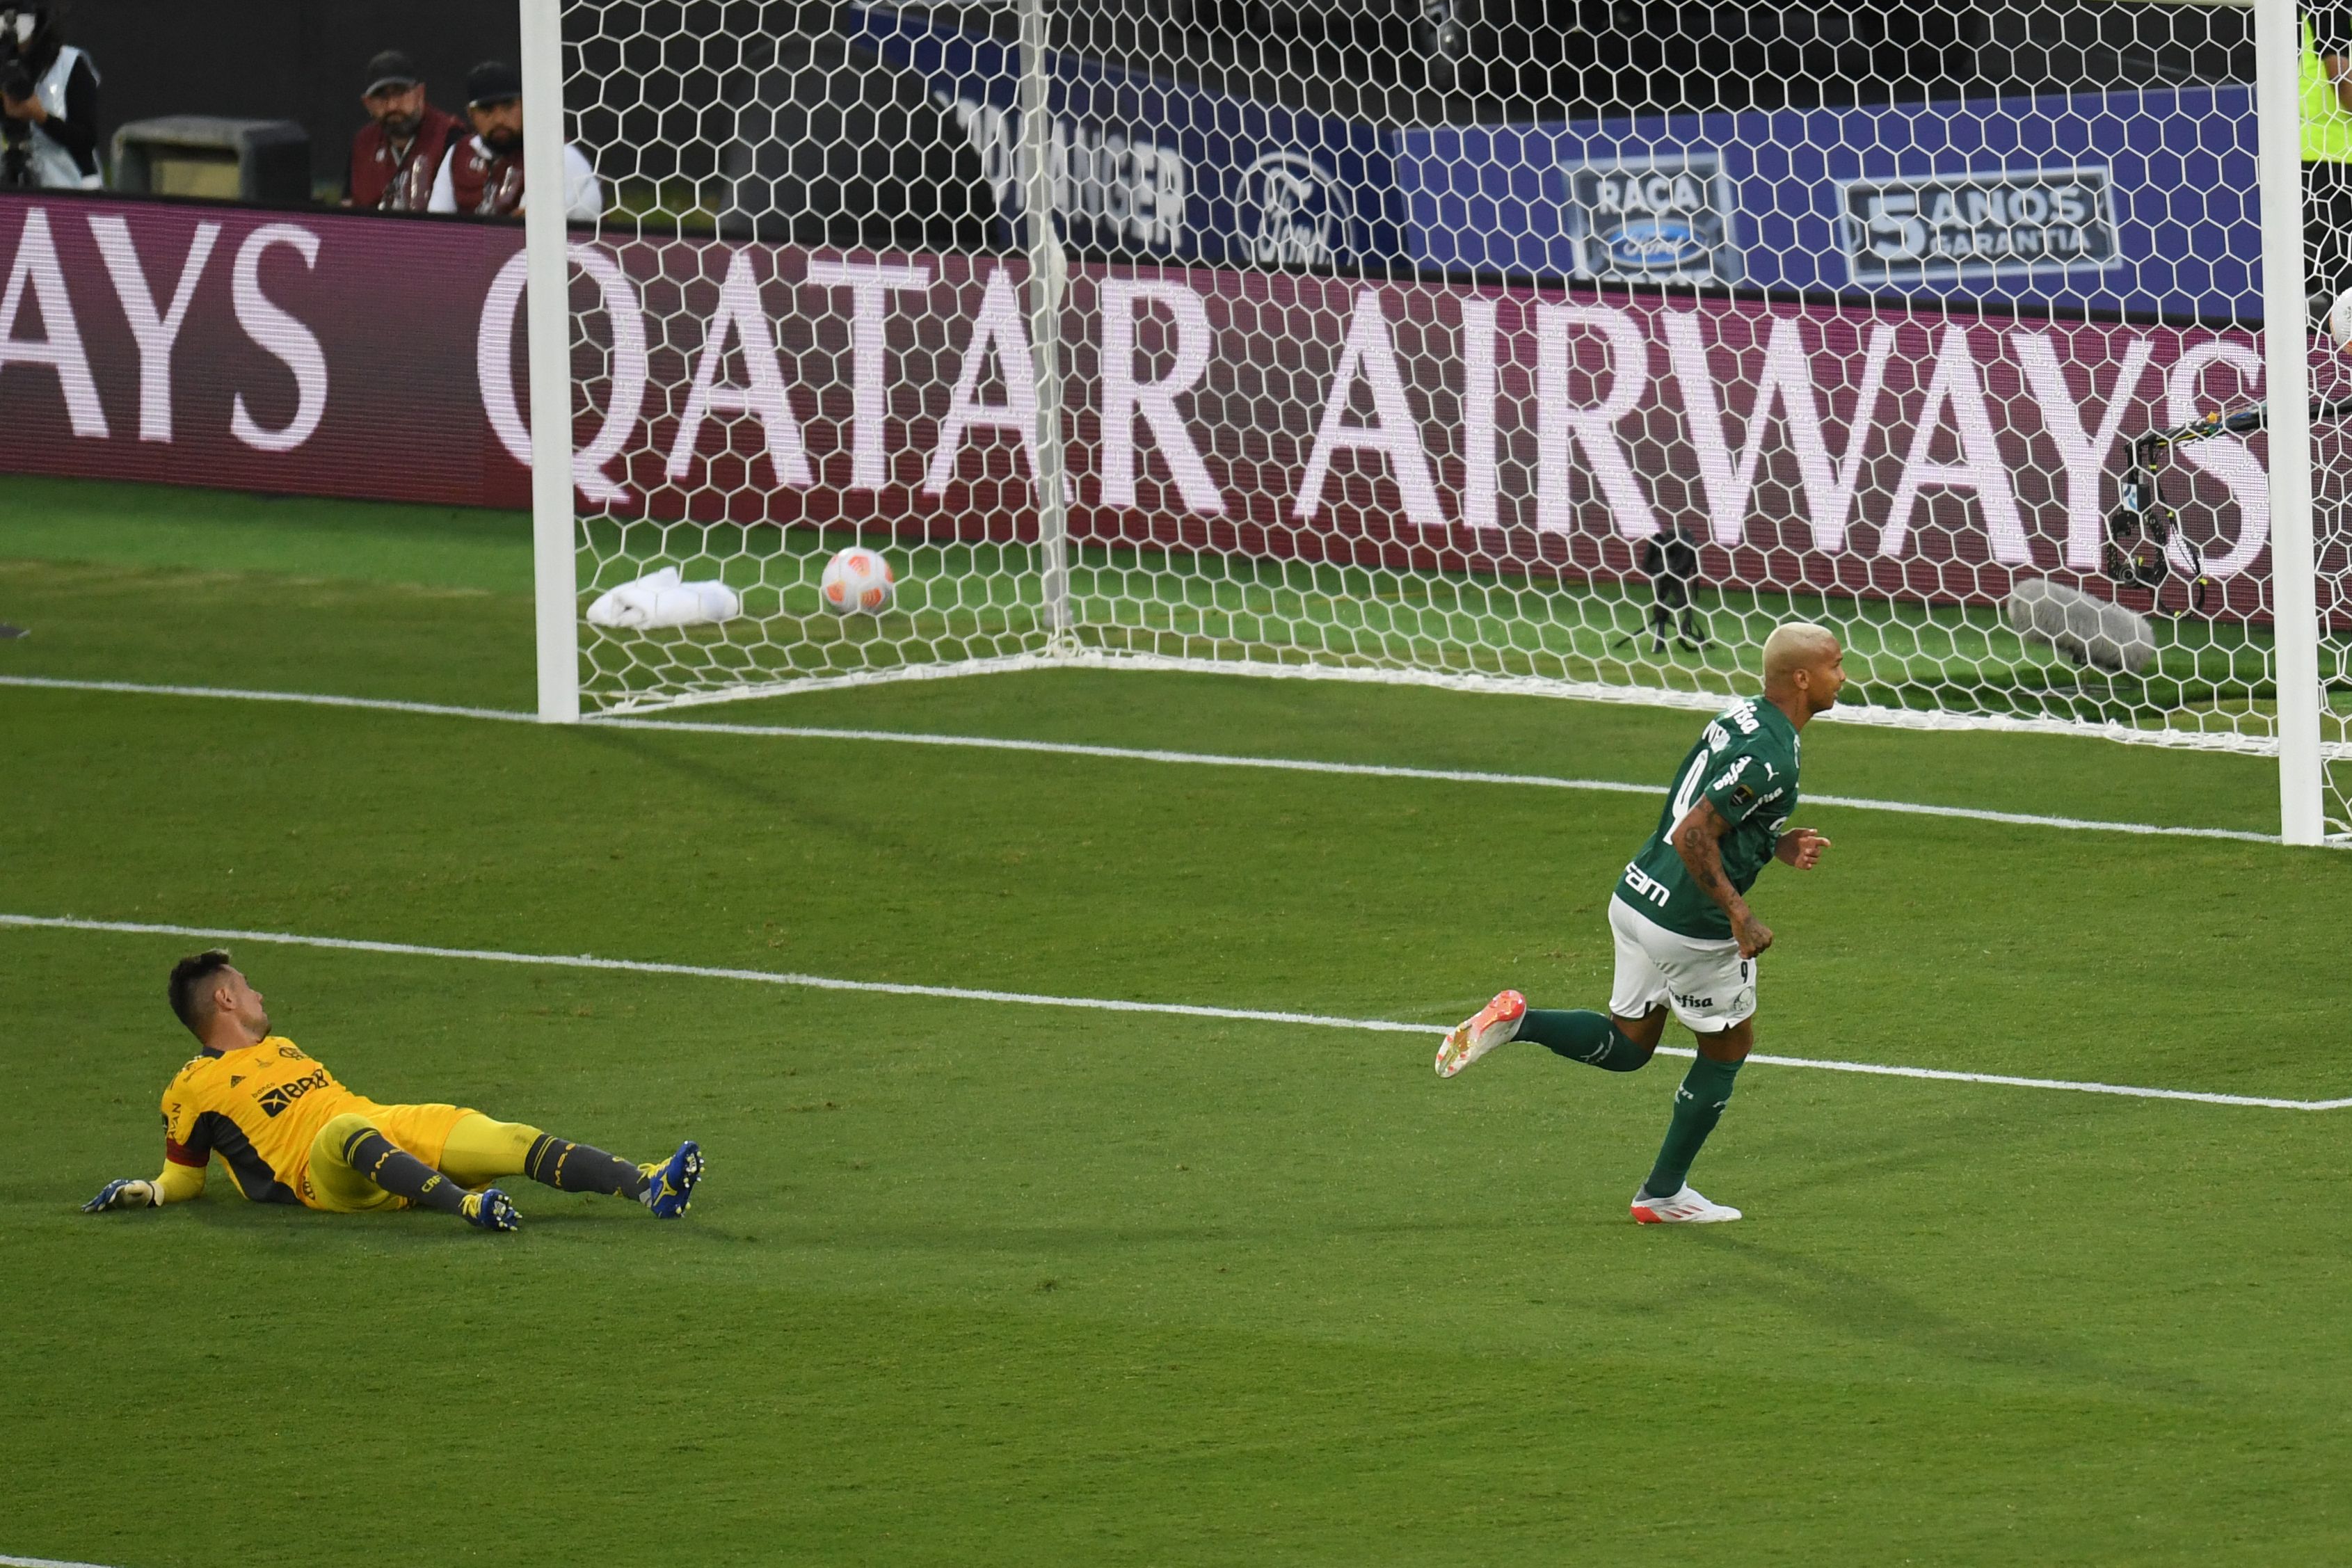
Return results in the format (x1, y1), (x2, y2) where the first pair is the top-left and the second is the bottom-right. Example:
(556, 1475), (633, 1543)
(5, 913), (2342, 1112)
(0, 674), (2294, 845)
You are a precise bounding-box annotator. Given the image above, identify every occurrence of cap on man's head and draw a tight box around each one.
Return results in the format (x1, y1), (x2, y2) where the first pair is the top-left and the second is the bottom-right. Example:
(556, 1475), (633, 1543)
(362, 49), (421, 97)
(466, 60), (522, 108)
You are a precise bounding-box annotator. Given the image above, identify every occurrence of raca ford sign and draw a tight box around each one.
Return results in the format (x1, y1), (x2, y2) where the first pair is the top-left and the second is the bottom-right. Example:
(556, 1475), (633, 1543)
(1838, 164), (2120, 286)
(1559, 150), (1743, 286)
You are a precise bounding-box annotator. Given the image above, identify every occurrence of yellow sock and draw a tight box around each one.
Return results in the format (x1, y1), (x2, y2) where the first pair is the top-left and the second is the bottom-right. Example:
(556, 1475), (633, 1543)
(437, 1114), (541, 1189)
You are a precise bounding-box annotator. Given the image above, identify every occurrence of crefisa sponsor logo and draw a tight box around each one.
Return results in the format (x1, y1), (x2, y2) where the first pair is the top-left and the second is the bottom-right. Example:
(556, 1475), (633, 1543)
(1560, 150), (1742, 285)
(1839, 164), (2120, 285)
(1237, 150), (1358, 268)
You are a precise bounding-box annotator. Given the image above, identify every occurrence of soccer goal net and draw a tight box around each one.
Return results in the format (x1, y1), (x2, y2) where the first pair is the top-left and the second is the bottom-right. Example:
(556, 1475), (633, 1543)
(520, 0), (2349, 839)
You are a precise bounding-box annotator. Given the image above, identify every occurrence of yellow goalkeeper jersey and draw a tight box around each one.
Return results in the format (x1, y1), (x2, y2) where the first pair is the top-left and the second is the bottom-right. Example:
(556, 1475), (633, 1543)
(161, 1037), (387, 1205)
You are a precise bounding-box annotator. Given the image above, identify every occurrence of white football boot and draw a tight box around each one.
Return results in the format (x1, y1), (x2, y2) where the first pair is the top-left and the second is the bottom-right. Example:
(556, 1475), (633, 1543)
(1629, 1185), (1742, 1224)
(1434, 989), (1526, 1078)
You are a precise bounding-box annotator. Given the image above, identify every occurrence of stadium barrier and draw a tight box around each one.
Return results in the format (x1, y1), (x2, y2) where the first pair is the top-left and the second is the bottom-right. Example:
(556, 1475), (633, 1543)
(0, 191), (2295, 626)
(0, 194), (530, 510)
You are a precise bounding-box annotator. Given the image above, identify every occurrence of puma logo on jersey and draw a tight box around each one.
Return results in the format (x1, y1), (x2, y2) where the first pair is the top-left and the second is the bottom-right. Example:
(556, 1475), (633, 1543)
(255, 1068), (330, 1118)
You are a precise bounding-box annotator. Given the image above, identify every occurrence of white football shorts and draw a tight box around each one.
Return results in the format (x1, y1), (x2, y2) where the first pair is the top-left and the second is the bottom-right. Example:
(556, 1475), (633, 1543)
(1607, 895), (1757, 1034)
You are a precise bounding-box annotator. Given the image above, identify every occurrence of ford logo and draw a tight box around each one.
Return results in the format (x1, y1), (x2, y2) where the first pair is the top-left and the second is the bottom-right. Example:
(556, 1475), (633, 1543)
(1602, 218), (1707, 269)
(1239, 150), (1357, 269)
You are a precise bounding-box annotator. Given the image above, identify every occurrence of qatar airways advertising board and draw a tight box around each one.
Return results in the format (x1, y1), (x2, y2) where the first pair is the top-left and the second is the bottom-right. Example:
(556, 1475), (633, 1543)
(0, 193), (2294, 620)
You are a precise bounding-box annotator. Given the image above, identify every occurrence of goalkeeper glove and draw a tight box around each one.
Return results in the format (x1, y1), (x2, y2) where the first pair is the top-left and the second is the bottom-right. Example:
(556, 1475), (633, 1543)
(83, 1178), (161, 1213)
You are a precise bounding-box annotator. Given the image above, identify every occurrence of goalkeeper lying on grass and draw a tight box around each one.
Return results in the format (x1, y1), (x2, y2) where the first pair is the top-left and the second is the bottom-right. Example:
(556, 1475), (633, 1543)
(83, 950), (701, 1232)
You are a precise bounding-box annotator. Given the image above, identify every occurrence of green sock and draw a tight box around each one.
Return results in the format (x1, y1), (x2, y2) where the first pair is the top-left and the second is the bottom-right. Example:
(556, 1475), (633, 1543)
(1643, 1055), (1743, 1197)
(1516, 1009), (1654, 1072)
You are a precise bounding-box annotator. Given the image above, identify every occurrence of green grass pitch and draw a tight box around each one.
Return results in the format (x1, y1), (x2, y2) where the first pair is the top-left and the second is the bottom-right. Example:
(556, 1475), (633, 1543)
(3, 474), (2350, 1567)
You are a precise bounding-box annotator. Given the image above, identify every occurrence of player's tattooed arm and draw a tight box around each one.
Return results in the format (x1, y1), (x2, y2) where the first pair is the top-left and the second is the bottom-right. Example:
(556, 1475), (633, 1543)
(1672, 797), (1773, 958)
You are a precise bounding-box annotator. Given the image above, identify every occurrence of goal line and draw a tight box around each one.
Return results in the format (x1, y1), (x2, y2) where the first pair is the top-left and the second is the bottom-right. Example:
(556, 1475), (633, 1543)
(6, 913), (2342, 1112)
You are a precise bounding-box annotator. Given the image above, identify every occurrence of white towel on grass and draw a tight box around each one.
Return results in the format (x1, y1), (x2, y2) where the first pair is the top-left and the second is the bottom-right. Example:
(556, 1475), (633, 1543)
(584, 566), (742, 630)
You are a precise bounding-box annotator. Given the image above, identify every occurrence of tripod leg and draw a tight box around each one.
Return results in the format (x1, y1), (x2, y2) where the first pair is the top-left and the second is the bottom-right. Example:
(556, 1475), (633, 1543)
(1611, 595), (1650, 652)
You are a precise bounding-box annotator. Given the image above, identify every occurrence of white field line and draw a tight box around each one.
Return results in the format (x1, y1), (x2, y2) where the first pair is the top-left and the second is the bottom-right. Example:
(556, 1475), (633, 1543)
(1, 1554), (122, 1568)
(586, 645), (2352, 767)
(0, 673), (529, 723)
(6, 913), (2345, 1112)
(0, 674), (2295, 845)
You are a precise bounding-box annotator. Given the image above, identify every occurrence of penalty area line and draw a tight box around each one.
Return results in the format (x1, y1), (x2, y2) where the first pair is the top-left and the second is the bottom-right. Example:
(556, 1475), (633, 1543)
(5, 913), (2344, 1113)
(1, 1553), (125, 1568)
(0, 673), (2289, 845)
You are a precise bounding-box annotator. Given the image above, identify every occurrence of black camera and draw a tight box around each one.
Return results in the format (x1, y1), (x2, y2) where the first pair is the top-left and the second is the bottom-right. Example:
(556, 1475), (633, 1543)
(0, 1), (44, 88)
(0, 5), (51, 186)
(0, 66), (27, 187)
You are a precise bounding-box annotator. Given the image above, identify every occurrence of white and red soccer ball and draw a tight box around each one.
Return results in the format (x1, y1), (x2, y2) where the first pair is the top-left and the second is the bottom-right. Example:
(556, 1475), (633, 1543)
(819, 547), (895, 615)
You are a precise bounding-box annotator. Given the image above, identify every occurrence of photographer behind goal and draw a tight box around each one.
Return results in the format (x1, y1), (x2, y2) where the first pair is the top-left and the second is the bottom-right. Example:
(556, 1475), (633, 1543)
(0, 5), (98, 190)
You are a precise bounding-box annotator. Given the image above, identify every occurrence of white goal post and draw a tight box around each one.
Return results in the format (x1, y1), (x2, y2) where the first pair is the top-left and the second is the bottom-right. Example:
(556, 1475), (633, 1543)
(520, 0), (2346, 842)
(2253, 0), (2326, 843)
(522, 0), (581, 726)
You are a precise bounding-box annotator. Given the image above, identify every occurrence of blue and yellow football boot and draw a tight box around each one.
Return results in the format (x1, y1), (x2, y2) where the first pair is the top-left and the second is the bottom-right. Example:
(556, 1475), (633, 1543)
(461, 1187), (522, 1231)
(639, 1142), (703, 1219)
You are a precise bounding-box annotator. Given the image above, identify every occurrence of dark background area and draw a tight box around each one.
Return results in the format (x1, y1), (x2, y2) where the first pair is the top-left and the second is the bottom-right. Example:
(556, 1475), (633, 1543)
(53, 0), (519, 192)
(44, 0), (2254, 239)
(1167, 0), (2252, 119)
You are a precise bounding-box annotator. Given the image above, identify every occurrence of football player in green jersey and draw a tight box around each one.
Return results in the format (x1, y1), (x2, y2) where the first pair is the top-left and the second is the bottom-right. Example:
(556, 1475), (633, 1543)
(1434, 622), (1846, 1224)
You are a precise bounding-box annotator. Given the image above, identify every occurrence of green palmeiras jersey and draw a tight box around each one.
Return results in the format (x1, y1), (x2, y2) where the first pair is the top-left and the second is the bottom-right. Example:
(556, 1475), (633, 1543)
(1614, 695), (1802, 940)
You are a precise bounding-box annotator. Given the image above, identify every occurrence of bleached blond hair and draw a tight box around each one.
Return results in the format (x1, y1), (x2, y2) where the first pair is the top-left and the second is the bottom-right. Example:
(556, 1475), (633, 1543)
(1761, 621), (1839, 687)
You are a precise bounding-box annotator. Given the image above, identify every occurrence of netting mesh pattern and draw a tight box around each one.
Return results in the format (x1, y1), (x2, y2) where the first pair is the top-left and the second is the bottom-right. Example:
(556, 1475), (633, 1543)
(554, 0), (2349, 833)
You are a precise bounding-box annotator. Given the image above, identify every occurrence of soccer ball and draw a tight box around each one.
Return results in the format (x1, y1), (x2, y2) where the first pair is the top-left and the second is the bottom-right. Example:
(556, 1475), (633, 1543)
(2330, 286), (2352, 352)
(819, 547), (895, 615)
